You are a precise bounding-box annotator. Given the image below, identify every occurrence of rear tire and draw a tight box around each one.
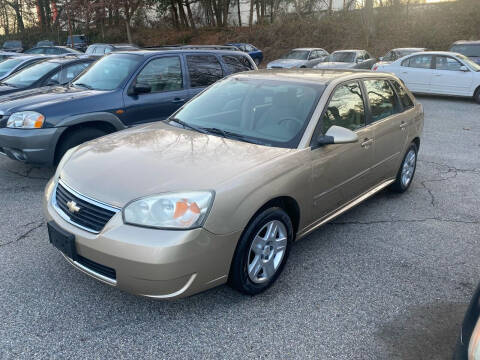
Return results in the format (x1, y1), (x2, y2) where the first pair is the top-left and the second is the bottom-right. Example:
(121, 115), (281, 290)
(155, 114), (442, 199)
(55, 127), (107, 165)
(389, 143), (418, 193)
(254, 58), (260, 67)
(229, 207), (293, 295)
(474, 88), (480, 104)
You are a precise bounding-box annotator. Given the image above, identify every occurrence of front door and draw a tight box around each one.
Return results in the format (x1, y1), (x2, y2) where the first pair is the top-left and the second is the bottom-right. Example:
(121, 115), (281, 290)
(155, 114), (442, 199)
(431, 55), (473, 96)
(310, 81), (375, 222)
(123, 55), (189, 125)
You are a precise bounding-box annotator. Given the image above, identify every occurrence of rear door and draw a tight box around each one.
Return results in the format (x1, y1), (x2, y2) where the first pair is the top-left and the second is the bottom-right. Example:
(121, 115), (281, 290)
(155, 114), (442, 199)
(430, 55), (473, 96)
(397, 54), (434, 93)
(123, 55), (189, 125)
(185, 53), (225, 98)
(309, 81), (375, 221)
(363, 78), (407, 182)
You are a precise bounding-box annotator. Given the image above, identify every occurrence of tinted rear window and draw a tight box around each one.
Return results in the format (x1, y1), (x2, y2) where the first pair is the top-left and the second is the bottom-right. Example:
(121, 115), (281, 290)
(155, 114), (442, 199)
(450, 44), (480, 57)
(391, 80), (414, 109)
(186, 54), (224, 88)
(222, 55), (254, 73)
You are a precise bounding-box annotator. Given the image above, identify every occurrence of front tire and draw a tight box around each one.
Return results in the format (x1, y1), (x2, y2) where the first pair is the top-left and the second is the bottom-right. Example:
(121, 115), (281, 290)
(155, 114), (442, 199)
(474, 88), (480, 104)
(229, 207), (293, 295)
(55, 127), (107, 165)
(389, 143), (418, 193)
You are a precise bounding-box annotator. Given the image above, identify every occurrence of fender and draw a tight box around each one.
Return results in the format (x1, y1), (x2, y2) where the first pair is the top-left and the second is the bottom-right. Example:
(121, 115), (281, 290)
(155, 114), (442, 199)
(55, 112), (127, 131)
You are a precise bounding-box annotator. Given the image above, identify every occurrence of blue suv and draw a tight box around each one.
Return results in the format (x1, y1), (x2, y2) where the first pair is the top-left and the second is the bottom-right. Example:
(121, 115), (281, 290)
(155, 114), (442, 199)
(0, 49), (256, 165)
(226, 43), (263, 66)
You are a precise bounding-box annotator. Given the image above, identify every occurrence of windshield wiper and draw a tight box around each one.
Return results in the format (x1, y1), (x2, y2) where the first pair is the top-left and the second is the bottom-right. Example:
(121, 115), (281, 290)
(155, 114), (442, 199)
(168, 118), (208, 134)
(202, 127), (265, 145)
(73, 83), (93, 90)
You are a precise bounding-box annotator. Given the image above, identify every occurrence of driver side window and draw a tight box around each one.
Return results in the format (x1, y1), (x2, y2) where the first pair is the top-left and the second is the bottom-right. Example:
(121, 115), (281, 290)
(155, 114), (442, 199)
(322, 82), (365, 134)
(136, 56), (183, 92)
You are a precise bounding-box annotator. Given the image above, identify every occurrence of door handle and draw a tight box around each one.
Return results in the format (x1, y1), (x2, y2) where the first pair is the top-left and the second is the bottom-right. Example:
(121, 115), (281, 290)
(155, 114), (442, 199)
(433, 74), (442, 77)
(172, 98), (185, 103)
(361, 138), (373, 148)
(400, 121), (408, 130)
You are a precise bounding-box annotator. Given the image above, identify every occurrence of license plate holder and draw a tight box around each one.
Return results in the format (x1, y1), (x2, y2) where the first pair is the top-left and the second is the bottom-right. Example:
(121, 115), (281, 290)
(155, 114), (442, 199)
(47, 221), (77, 261)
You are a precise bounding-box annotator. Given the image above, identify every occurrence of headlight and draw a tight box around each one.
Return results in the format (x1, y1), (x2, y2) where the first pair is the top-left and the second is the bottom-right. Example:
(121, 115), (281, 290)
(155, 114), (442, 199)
(7, 111), (45, 129)
(123, 191), (214, 229)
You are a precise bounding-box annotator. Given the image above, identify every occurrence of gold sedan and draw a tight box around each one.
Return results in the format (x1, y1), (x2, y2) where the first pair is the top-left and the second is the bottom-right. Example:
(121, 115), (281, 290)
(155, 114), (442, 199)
(43, 70), (424, 299)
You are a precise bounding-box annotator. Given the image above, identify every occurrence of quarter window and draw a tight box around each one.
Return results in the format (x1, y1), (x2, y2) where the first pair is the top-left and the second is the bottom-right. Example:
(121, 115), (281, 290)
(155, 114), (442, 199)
(391, 80), (414, 109)
(186, 54), (223, 88)
(435, 56), (463, 71)
(401, 55), (433, 69)
(364, 79), (399, 122)
(322, 82), (365, 133)
(222, 55), (254, 73)
(136, 56), (183, 92)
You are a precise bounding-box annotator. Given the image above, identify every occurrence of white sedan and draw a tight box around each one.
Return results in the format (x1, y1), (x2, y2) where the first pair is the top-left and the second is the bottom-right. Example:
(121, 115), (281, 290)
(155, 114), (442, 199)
(373, 51), (480, 103)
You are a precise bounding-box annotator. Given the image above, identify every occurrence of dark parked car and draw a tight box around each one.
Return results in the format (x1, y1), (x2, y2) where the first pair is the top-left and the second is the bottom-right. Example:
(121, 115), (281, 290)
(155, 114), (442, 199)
(0, 51), (24, 61)
(25, 46), (83, 55)
(0, 57), (93, 97)
(85, 43), (139, 57)
(0, 49), (257, 166)
(66, 35), (88, 52)
(314, 50), (376, 70)
(0, 55), (46, 80)
(36, 40), (55, 47)
(372, 47), (426, 70)
(1, 40), (23, 53)
(453, 283), (480, 359)
(226, 43), (263, 66)
(450, 40), (480, 65)
(267, 48), (329, 69)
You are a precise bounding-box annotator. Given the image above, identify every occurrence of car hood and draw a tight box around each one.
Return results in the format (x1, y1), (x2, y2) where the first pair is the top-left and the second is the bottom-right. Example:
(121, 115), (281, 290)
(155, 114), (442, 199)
(59, 122), (293, 208)
(0, 83), (21, 96)
(314, 62), (356, 69)
(0, 85), (103, 115)
(267, 59), (307, 68)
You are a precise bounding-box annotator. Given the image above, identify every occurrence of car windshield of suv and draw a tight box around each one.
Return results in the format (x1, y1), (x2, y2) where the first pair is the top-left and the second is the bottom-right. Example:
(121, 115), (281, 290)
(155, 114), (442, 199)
(282, 50), (309, 60)
(169, 76), (323, 148)
(0, 58), (23, 77)
(3, 41), (20, 49)
(329, 52), (356, 63)
(3, 61), (58, 87)
(450, 44), (480, 57)
(72, 54), (142, 90)
(457, 54), (480, 71)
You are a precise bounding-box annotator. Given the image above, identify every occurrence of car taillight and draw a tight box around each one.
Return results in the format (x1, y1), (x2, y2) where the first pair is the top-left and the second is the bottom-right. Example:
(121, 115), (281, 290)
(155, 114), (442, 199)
(372, 65), (378, 71)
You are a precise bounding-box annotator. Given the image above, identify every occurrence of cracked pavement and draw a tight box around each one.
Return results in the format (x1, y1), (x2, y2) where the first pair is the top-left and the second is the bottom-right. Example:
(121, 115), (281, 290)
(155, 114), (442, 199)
(0, 96), (479, 359)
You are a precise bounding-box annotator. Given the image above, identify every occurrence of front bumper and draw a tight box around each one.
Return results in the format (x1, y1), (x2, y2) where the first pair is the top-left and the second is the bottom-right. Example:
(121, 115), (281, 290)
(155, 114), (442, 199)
(43, 179), (240, 299)
(0, 127), (63, 165)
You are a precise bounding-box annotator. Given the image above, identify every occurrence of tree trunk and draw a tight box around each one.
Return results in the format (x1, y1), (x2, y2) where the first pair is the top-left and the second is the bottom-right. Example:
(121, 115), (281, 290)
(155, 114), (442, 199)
(364, 0), (374, 46)
(185, 0), (196, 29)
(248, 0), (254, 27)
(177, 0), (189, 28)
(237, 0), (242, 26)
(255, 0), (260, 24)
(222, 0), (230, 26)
(170, 0), (180, 28)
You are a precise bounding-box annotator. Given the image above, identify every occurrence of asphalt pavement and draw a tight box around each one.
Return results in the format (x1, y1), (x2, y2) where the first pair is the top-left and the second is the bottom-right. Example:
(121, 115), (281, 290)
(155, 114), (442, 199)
(0, 96), (479, 359)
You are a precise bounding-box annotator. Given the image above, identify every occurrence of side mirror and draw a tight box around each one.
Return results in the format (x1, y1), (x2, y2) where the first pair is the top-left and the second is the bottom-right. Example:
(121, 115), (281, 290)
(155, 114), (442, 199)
(460, 65), (469, 72)
(314, 125), (359, 147)
(131, 83), (151, 95)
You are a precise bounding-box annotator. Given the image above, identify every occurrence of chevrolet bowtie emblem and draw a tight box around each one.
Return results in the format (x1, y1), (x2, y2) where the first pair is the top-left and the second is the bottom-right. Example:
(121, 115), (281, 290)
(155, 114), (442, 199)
(66, 200), (80, 214)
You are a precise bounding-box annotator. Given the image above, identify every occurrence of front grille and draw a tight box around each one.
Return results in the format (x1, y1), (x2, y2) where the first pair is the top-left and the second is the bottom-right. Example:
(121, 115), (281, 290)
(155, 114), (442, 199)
(54, 181), (119, 233)
(77, 254), (116, 280)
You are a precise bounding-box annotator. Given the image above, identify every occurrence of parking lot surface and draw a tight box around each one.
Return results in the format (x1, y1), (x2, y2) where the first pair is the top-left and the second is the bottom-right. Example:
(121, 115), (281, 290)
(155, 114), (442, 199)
(0, 96), (479, 359)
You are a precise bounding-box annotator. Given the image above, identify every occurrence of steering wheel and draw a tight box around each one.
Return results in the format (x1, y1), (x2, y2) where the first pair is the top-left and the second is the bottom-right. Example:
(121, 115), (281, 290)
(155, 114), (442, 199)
(277, 117), (303, 128)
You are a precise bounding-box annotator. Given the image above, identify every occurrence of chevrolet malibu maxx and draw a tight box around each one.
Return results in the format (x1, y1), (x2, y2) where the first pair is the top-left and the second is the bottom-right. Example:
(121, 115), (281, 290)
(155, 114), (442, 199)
(44, 70), (424, 299)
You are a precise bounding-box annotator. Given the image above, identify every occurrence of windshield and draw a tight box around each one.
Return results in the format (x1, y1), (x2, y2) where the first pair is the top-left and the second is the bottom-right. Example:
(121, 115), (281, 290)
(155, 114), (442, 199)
(3, 61), (58, 87)
(282, 50), (309, 60)
(450, 44), (480, 57)
(457, 54), (480, 72)
(0, 58), (23, 77)
(3, 41), (20, 48)
(329, 52), (356, 63)
(170, 77), (323, 148)
(72, 54), (142, 90)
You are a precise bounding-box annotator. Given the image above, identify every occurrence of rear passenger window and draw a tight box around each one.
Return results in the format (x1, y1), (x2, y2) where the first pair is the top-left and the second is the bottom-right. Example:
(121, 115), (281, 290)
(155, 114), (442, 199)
(322, 82), (365, 133)
(222, 55), (254, 73)
(364, 79), (399, 122)
(136, 56), (183, 92)
(186, 55), (223, 88)
(435, 56), (463, 71)
(391, 80), (414, 110)
(401, 55), (432, 69)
